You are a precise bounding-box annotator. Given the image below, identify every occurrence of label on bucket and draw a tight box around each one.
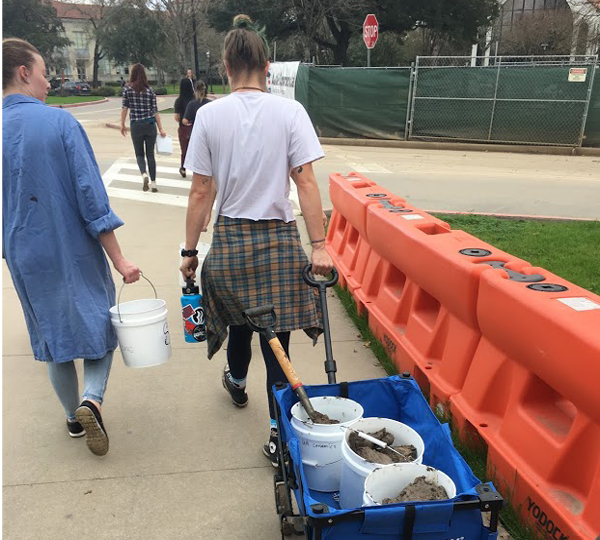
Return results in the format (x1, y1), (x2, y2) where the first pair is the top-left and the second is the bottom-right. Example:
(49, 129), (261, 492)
(401, 214), (424, 220)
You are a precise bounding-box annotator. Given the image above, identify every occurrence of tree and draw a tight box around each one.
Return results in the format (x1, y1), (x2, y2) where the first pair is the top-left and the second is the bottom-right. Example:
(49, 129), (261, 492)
(98, 1), (165, 67)
(206, 0), (498, 66)
(3, 0), (71, 59)
(144, 0), (202, 75)
(411, 0), (498, 56)
(71, 0), (115, 87)
(500, 9), (573, 56)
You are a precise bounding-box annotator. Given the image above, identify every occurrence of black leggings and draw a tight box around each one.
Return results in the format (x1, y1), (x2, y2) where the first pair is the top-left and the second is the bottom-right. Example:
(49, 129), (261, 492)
(130, 121), (157, 181)
(227, 324), (290, 421)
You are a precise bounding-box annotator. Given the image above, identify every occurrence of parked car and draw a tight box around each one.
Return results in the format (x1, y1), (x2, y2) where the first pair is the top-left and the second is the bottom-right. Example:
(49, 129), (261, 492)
(59, 81), (91, 96)
(48, 77), (69, 90)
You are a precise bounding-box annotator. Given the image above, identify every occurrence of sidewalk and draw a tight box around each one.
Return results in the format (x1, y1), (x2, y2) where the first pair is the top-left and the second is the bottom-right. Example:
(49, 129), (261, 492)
(2, 198), (385, 539)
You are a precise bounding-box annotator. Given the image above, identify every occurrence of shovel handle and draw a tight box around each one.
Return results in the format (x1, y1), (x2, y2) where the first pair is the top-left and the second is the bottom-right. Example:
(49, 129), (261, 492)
(244, 305), (275, 318)
(243, 305), (277, 333)
(302, 265), (339, 288)
(266, 336), (303, 390)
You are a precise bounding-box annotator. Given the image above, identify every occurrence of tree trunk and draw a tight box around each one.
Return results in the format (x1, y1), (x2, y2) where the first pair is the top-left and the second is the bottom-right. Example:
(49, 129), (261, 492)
(93, 42), (101, 87)
(325, 16), (352, 66)
(332, 23), (351, 66)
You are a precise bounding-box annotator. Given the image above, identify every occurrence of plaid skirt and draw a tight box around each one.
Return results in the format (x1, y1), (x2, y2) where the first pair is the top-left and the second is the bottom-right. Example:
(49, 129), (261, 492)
(201, 216), (323, 359)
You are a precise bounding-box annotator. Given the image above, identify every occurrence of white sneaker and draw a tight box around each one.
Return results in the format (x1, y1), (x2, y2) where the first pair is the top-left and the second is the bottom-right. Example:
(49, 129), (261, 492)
(142, 173), (149, 192)
(150, 180), (158, 193)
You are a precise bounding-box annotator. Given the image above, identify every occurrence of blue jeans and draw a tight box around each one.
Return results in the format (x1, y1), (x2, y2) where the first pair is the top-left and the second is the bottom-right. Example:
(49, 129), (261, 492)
(47, 350), (114, 422)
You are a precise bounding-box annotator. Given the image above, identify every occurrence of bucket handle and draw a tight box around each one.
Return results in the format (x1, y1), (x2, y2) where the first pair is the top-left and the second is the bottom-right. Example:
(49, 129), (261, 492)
(116, 272), (158, 323)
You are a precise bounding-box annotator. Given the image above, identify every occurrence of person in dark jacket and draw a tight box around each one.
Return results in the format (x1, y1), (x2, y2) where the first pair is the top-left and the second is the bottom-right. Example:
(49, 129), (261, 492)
(182, 80), (211, 127)
(174, 77), (196, 177)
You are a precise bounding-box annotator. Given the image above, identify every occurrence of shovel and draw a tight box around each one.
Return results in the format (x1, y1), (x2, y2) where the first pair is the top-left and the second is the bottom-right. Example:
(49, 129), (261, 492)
(302, 264), (339, 384)
(243, 304), (320, 423)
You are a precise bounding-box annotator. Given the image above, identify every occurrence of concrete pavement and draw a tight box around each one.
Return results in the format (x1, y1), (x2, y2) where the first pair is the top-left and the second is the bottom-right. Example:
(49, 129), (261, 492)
(3, 96), (594, 538)
(2, 196), (386, 539)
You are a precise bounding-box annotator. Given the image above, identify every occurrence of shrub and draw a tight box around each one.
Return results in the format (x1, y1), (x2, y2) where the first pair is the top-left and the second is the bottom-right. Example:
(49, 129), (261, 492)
(47, 89), (56, 97)
(154, 87), (168, 95)
(91, 86), (116, 97)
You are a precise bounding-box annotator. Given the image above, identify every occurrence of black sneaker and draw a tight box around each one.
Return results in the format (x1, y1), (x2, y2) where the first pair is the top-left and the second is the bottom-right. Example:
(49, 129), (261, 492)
(262, 428), (279, 468)
(76, 400), (109, 456)
(221, 365), (248, 407)
(67, 420), (85, 438)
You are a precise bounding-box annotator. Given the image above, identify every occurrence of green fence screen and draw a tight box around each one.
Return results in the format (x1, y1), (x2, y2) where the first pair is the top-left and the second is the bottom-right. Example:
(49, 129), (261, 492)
(583, 71), (600, 147)
(296, 66), (411, 140)
(293, 64), (599, 147)
(411, 64), (594, 146)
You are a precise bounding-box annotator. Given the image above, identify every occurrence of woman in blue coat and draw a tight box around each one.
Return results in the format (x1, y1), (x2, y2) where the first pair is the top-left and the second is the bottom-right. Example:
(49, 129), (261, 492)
(2, 38), (140, 456)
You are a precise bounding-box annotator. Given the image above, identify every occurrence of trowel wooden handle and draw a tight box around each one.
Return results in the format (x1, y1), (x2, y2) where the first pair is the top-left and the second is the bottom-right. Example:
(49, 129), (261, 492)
(267, 336), (303, 390)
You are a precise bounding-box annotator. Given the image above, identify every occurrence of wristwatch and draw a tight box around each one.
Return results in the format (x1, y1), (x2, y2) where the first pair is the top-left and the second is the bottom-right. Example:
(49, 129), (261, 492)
(181, 248), (199, 257)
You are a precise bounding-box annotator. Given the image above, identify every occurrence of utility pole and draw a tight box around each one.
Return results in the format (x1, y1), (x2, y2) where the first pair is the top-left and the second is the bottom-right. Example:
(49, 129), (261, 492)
(206, 51), (213, 93)
(191, 0), (200, 77)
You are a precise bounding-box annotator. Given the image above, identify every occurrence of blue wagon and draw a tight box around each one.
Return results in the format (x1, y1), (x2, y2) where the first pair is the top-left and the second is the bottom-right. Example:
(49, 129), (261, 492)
(272, 374), (504, 540)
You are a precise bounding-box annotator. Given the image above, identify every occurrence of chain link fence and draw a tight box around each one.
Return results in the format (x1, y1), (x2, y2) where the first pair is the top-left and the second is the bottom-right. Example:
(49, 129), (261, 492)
(408, 55), (598, 146)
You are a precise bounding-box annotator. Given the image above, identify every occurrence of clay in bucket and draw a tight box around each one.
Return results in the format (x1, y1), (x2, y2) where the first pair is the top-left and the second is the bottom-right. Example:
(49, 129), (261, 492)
(311, 411), (340, 424)
(349, 428), (416, 465)
(383, 476), (449, 503)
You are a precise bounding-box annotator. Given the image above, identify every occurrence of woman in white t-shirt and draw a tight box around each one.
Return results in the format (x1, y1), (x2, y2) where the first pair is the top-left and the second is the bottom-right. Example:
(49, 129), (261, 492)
(180, 14), (333, 466)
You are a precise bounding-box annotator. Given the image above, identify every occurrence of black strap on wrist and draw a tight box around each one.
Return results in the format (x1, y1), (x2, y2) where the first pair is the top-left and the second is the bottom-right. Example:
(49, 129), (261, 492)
(181, 248), (199, 257)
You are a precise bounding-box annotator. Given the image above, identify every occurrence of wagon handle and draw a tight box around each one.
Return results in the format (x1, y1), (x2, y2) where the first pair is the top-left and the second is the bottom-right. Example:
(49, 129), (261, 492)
(116, 272), (157, 323)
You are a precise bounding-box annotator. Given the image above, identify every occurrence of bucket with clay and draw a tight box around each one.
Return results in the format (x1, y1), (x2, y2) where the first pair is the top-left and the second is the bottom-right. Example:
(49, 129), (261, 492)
(339, 417), (425, 509)
(363, 463), (456, 506)
(109, 273), (172, 368)
(291, 396), (363, 492)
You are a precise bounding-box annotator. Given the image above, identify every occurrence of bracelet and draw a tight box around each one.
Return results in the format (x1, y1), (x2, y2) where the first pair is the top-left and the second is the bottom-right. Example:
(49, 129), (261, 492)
(311, 238), (326, 244)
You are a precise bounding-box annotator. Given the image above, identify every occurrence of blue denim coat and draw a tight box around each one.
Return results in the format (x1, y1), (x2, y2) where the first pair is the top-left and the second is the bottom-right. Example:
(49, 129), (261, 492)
(2, 94), (123, 362)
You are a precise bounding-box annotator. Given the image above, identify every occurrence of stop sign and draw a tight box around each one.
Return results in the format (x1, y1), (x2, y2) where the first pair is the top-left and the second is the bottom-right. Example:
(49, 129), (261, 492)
(363, 14), (379, 49)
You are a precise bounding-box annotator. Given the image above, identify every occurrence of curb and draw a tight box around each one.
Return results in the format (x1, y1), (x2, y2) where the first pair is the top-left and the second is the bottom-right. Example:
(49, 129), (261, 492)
(318, 137), (600, 157)
(322, 207), (598, 222)
(49, 97), (109, 109)
(104, 118), (600, 159)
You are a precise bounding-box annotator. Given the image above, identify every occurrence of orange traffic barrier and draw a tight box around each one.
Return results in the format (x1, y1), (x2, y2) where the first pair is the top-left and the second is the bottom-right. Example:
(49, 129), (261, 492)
(329, 172), (400, 238)
(364, 200), (532, 406)
(325, 209), (350, 288)
(327, 173), (402, 296)
(450, 268), (600, 540)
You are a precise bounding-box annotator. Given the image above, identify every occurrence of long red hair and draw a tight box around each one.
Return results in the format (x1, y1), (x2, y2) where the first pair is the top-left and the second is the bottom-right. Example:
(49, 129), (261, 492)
(129, 63), (149, 94)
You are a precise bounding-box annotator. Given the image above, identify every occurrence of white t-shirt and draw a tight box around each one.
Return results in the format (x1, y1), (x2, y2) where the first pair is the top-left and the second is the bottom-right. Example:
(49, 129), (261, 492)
(184, 92), (324, 223)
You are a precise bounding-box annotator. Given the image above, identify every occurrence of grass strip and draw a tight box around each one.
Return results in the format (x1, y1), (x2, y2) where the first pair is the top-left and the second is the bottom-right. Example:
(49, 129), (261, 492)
(335, 283), (540, 540)
(46, 95), (106, 105)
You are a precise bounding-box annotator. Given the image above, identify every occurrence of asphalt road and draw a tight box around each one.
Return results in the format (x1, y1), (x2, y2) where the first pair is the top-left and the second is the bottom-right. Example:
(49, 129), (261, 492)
(71, 97), (600, 219)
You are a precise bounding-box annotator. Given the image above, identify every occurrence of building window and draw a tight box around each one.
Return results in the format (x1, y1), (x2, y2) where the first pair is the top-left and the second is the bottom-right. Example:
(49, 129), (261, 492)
(73, 32), (88, 49)
(99, 57), (112, 75)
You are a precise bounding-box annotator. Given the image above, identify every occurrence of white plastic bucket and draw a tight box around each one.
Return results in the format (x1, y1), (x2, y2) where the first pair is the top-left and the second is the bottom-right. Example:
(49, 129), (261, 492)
(109, 274), (172, 368)
(363, 463), (456, 506)
(291, 396), (363, 492)
(339, 417), (425, 509)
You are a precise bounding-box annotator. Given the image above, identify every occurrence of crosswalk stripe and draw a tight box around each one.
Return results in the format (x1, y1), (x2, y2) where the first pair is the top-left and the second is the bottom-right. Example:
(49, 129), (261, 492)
(112, 173), (191, 190)
(103, 157), (300, 212)
(348, 162), (392, 174)
(106, 187), (189, 207)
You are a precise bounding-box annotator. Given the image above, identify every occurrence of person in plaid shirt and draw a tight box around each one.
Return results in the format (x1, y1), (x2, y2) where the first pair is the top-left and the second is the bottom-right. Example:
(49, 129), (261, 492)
(120, 63), (167, 193)
(180, 14), (333, 467)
